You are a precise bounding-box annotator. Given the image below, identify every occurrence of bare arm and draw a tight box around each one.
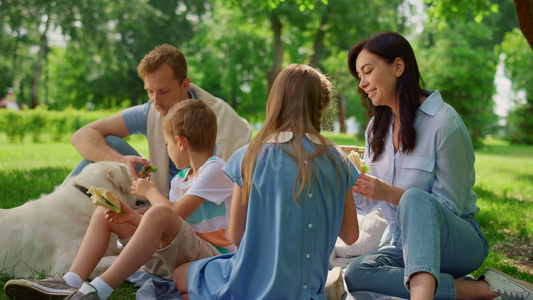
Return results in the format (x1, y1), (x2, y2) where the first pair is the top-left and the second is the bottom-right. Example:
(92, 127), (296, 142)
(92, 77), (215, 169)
(170, 194), (205, 220)
(131, 177), (205, 220)
(71, 113), (149, 179)
(338, 190), (359, 245)
(227, 184), (247, 247)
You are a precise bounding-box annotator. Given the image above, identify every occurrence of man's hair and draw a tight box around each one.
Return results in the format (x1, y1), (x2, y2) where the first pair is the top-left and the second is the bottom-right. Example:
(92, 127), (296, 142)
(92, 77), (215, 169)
(162, 99), (217, 153)
(137, 44), (188, 82)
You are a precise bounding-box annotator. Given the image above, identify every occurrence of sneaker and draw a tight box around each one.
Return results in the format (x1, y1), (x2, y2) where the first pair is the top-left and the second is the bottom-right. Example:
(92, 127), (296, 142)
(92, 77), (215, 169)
(324, 267), (347, 300)
(64, 283), (100, 300)
(481, 268), (533, 300)
(3, 277), (77, 300)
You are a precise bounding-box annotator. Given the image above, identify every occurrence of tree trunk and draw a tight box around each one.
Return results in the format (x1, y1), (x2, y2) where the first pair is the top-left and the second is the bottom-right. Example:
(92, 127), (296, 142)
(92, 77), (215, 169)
(31, 13), (51, 108)
(310, 14), (328, 68)
(130, 69), (139, 106)
(514, 0), (533, 51)
(338, 91), (347, 133)
(267, 12), (283, 89)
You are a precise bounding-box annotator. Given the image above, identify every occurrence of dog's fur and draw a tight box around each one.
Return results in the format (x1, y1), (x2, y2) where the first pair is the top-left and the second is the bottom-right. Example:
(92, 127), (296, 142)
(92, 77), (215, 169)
(0, 161), (148, 278)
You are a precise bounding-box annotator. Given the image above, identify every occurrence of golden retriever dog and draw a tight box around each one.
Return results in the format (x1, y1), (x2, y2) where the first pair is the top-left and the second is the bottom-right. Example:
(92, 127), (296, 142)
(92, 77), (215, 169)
(0, 161), (148, 278)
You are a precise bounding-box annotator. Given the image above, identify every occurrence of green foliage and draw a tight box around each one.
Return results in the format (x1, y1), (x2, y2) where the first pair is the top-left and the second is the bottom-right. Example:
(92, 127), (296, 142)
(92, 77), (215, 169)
(0, 108), (119, 143)
(424, 0), (499, 26)
(506, 103), (533, 144)
(416, 22), (499, 147)
(499, 28), (533, 144)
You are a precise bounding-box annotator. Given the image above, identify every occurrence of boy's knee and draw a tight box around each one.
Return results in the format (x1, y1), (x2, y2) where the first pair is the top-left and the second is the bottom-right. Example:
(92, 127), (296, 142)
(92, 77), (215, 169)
(143, 204), (173, 222)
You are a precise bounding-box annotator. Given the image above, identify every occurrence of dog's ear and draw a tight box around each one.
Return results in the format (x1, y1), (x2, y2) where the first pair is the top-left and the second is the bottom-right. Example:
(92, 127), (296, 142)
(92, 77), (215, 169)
(105, 163), (132, 195)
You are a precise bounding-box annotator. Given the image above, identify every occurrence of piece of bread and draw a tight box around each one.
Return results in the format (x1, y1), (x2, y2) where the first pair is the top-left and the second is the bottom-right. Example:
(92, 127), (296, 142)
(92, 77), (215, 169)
(348, 150), (369, 173)
(88, 186), (121, 213)
(138, 164), (157, 179)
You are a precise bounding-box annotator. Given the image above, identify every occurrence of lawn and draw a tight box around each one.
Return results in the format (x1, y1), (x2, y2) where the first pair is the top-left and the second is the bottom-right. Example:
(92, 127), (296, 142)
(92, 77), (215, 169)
(0, 132), (532, 299)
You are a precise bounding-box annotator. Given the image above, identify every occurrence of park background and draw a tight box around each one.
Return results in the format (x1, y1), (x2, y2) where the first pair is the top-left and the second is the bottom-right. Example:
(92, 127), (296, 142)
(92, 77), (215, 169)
(0, 0), (532, 298)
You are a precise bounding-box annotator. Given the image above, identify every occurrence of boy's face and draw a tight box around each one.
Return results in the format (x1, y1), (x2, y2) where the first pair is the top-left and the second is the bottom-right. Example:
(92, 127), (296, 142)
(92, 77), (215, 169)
(164, 133), (189, 169)
(143, 63), (190, 116)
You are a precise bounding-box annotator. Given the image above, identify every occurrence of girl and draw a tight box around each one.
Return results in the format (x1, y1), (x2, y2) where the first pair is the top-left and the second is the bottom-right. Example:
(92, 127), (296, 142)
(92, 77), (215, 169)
(174, 63), (360, 299)
(344, 31), (533, 300)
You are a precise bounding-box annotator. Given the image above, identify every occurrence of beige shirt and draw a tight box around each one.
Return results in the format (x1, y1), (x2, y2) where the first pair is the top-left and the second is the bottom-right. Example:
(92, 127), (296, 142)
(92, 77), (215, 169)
(147, 83), (252, 197)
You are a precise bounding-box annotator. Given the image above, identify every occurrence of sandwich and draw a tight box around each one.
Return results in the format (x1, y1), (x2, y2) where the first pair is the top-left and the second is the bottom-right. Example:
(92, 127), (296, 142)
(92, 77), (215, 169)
(348, 150), (370, 174)
(138, 163), (158, 179)
(88, 186), (121, 213)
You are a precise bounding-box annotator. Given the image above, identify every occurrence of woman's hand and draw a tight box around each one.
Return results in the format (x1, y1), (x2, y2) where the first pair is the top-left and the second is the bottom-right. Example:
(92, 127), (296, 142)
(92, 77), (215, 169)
(352, 173), (404, 206)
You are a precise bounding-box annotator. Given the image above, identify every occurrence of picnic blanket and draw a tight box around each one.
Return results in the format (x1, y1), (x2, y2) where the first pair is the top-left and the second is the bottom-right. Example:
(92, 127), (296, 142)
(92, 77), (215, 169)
(126, 210), (395, 299)
(126, 271), (406, 299)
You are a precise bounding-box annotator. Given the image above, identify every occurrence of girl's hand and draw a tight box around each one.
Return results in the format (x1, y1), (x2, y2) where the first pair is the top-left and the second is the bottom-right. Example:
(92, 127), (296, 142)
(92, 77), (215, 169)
(352, 173), (404, 206)
(131, 177), (157, 199)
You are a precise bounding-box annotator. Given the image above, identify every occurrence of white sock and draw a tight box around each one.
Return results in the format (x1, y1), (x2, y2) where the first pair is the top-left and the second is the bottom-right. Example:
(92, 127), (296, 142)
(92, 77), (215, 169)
(90, 277), (114, 300)
(62, 272), (83, 289)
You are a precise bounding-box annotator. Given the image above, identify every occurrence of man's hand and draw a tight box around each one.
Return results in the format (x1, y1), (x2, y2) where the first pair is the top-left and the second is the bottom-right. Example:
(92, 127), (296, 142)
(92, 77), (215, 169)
(122, 156), (150, 181)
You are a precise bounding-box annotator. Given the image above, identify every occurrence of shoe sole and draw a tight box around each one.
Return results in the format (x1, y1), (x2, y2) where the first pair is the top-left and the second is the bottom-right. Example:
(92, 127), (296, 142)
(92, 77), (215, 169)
(4, 279), (75, 300)
(486, 268), (533, 294)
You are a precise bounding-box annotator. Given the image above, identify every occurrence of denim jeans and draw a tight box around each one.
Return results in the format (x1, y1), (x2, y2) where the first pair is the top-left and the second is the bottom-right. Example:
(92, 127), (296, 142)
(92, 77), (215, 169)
(62, 135), (143, 185)
(345, 189), (489, 300)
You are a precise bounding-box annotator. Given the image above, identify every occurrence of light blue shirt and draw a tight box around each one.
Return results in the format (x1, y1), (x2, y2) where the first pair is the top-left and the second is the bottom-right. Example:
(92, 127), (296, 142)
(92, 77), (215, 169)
(355, 90), (479, 245)
(187, 134), (358, 299)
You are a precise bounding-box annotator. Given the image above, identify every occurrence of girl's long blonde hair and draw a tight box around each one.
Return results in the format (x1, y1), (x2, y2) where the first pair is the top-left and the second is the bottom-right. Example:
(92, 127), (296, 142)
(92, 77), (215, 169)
(241, 64), (341, 204)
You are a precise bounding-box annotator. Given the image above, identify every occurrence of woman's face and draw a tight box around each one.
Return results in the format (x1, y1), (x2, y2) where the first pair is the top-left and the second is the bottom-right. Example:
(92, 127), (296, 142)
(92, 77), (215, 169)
(355, 49), (401, 109)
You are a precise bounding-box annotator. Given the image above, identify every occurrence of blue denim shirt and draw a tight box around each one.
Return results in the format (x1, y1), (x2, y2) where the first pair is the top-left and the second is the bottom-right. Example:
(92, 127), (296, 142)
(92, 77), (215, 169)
(354, 90), (479, 245)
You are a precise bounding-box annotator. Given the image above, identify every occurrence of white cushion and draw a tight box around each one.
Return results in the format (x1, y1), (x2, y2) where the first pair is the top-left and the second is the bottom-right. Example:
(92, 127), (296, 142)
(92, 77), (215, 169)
(330, 210), (388, 268)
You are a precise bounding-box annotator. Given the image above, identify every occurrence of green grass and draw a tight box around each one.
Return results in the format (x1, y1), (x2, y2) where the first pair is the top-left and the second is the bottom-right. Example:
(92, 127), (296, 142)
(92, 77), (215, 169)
(0, 133), (532, 299)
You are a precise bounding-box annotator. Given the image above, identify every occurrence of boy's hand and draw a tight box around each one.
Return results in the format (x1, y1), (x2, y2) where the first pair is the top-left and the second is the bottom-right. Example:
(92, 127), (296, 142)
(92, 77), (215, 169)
(131, 177), (157, 199)
(104, 198), (141, 226)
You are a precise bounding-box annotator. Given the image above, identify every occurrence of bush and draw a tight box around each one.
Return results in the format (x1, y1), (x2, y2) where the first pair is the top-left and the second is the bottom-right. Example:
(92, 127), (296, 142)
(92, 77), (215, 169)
(507, 103), (533, 145)
(0, 107), (119, 143)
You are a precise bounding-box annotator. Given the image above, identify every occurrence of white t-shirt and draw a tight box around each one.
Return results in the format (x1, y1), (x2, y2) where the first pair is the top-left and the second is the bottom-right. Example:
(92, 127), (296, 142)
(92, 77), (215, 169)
(169, 157), (236, 253)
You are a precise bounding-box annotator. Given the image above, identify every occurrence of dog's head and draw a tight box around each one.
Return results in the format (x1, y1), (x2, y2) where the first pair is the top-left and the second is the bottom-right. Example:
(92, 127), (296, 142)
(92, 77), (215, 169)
(67, 162), (149, 209)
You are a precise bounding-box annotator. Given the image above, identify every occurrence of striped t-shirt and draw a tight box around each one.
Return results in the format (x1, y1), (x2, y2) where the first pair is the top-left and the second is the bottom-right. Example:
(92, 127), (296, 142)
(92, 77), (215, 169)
(169, 157), (236, 253)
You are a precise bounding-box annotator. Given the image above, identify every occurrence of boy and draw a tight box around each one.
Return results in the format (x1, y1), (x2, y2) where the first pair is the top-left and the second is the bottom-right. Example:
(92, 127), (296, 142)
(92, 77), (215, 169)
(4, 99), (235, 300)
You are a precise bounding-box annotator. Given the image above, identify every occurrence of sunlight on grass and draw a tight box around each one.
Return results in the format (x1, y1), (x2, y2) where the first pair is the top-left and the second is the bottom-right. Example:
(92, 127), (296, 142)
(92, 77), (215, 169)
(1, 132), (532, 293)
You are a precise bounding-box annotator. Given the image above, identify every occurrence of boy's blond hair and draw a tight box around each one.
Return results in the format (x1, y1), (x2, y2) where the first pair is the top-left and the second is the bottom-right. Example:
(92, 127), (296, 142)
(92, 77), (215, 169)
(162, 99), (217, 154)
(137, 44), (188, 83)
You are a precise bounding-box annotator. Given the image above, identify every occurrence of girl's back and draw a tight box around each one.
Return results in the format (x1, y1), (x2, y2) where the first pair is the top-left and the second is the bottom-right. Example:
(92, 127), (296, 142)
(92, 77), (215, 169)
(188, 135), (357, 300)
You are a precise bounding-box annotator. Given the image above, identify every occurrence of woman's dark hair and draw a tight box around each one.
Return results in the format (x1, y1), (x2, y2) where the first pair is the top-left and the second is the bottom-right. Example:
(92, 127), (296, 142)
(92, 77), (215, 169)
(348, 32), (427, 162)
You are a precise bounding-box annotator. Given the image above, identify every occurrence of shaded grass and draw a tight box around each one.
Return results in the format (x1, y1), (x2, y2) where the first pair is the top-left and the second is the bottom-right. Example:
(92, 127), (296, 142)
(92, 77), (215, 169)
(0, 133), (532, 299)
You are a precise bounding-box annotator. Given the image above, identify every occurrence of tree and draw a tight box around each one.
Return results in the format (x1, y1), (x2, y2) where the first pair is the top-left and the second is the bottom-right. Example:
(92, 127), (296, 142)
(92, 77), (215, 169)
(500, 28), (533, 144)
(425, 0), (533, 51)
(417, 21), (499, 147)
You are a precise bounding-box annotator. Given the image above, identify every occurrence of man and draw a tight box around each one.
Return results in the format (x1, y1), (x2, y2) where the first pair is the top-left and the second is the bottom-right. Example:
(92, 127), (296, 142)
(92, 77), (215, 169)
(67, 44), (252, 198)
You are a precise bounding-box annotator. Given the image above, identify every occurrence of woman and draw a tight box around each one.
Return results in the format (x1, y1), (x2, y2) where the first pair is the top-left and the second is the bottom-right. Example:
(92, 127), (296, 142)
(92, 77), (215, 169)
(343, 31), (533, 300)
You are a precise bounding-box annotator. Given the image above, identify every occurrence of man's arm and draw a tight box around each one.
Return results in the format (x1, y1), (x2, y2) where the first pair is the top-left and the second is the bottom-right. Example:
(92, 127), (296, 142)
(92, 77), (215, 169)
(71, 113), (149, 178)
